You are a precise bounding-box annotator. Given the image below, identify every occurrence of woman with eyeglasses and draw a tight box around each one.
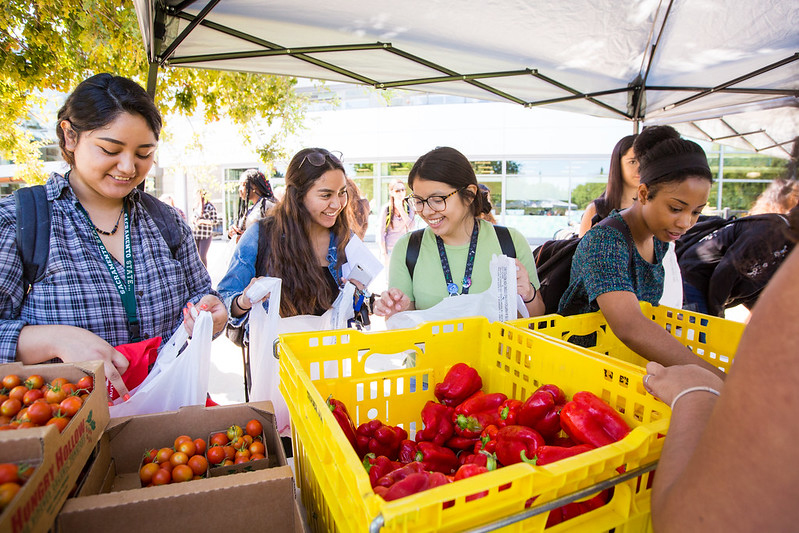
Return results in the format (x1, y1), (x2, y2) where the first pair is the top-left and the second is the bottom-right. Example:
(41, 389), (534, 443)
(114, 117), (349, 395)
(374, 146), (545, 318)
(378, 179), (415, 267)
(218, 148), (363, 326)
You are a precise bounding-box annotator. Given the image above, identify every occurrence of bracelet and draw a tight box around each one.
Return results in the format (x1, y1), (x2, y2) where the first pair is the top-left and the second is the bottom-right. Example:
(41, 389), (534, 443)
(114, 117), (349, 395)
(234, 294), (251, 313)
(522, 283), (537, 304)
(670, 386), (720, 410)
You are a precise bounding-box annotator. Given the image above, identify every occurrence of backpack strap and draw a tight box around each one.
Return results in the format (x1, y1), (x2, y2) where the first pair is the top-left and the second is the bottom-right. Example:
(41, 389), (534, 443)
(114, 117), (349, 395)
(138, 192), (183, 257)
(405, 228), (425, 279)
(493, 225), (516, 258)
(14, 185), (51, 291)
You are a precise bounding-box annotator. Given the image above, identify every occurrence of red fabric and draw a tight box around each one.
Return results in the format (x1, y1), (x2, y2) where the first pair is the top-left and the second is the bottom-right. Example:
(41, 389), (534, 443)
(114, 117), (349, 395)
(107, 337), (162, 400)
(205, 395), (219, 407)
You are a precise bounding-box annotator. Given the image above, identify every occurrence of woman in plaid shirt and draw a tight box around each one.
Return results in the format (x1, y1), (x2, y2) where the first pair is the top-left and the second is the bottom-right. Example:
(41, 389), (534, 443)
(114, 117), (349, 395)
(192, 189), (220, 267)
(0, 74), (227, 381)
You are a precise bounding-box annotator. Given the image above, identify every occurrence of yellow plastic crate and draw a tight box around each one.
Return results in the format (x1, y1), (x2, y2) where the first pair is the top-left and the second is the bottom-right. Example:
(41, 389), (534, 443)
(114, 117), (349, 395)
(506, 302), (744, 372)
(278, 317), (671, 533)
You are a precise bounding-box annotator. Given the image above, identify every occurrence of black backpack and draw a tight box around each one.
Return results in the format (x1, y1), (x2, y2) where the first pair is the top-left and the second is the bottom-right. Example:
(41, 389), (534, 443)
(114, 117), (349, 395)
(673, 214), (779, 261)
(14, 185), (183, 293)
(533, 216), (633, 315)
(405, 225), (516, 278)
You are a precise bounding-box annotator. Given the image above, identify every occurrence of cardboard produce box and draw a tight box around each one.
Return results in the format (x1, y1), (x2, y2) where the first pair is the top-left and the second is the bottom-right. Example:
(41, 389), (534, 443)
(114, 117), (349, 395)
(56, 401), (298, 533)
(0, 361), (109, 533)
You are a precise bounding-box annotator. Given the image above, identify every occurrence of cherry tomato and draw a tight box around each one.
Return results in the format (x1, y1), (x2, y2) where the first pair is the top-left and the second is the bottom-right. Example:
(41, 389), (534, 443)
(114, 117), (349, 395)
(8, 386), (27, 403)
(0, 416), (10, 426)
(210, 432), (228, 447)
(222, 459), (234, 466)
(158, 460), (174, 473)
(155, 448), (173, 464)
(1, 375), (22, 390)
(139, 463), (160, 486)
(176, 439), (196, 457)
(151, 468), (171, 486)
(187, 455), (208, 476)
(234, 456), (249, 464)
(16, 464), (33, 483)
(25, 375), (45, 390)
(250, 453), (266, 461)
(1, 398), (22, 418)
(206, 446), (225, 465)
(0, 394), (8, 406)
(231, 436), (246, 450)
(171, 464), (193, 483)
(235, 448), (251, 461)
(26, 401), (52, 426)
(0, 482), (21, 509)
(75, 376), (94, 393)
(249, 441), (266, 456)
(142, 448), (158, 464)
(44, 385), (67, 405)
(226, 425), (243, 442)
(245, 419), (263, 438)
(16, 422), (35, 429)
(173, 435), (192, 448)
(50, 377), (69, 388)
(223, 445), (236, 461)
(169, 451), (189, 467)
(46, 415), (69, 433)
(0, 464), (19, 485)
(22, 389), (44, 406)
(59, 396), (83, 418)
(193, 438), (207, 456)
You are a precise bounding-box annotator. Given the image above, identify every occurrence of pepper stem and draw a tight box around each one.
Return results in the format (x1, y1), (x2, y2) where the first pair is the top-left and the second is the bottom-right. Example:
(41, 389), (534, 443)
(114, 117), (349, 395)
(520, 449), (537, 466)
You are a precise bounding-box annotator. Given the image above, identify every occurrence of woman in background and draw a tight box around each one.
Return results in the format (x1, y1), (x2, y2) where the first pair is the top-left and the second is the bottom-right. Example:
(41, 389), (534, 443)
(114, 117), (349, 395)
(228, 168), (276, 242)
(192, 189), (220, 267)
(578, 135), (638, 236)
(378, 179), (415, 267)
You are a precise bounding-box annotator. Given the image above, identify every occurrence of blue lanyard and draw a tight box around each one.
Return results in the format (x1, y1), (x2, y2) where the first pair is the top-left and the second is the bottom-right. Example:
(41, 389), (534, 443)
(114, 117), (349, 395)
(325, 231), (343, 287)
(77, 202), (140, 342)
(435, 221), (480, 296)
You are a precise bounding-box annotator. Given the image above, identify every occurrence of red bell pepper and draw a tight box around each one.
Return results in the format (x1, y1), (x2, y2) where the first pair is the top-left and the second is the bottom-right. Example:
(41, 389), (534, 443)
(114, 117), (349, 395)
(363, 453), (403, 488)
(326, 395), (358, 450)
(458, 450), (498, 470)
(560, 391), (631, 448)
(495, 425), (545, 466)
(398, 439), (418, 463)
(415, 401), (455, 445)
(445, 435), (480, 451)
(453, 460), (496, 502)
(497, 398), (523, 427)
(517, 384), (566, 439)
(434, 363), (482, 407)
(413, 441), (459, 474)
(453, 391), (506, 439)
(379, 471), (451, 501)
(532, 444), (595, 466)
(355, 419), (408, 460)
(545, 490), (610, 527)
(374, 461), (427, 488)
(473, 424), (499, 454)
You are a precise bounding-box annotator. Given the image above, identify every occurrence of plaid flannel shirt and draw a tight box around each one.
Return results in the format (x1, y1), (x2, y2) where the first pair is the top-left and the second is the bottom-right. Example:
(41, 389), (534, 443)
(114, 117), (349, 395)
(192, 201), (220, 239)
(0, 173), (219, 362)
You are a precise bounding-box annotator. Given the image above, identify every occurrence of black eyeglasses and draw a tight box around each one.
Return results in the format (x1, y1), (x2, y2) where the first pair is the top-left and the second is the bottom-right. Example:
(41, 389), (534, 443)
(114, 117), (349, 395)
(405, 187), (464, 212)
(299, 150), (343, 169)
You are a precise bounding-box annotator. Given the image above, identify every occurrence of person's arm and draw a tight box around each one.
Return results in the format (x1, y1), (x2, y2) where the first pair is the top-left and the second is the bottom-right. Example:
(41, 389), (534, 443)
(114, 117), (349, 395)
(510, 228), (545, 316)
(597, 290), (725, 378)
(216, 223), (261, 323)
(647, 248), (799, 531)
(578, 202), (597, 237)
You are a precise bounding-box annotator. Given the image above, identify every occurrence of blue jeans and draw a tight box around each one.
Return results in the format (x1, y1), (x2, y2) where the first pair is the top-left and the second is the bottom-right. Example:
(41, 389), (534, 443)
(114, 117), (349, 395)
(682, 283), (709, 314)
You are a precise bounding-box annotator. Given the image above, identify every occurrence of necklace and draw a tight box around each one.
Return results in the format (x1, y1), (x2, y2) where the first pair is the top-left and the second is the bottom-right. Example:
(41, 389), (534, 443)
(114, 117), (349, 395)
(91, 205), (125, 236)
(435, 220), (480, 296)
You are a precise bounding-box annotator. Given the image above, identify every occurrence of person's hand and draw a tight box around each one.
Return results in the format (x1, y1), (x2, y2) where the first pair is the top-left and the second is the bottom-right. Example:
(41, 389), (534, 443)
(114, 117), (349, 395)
(17, 325), (129, 392)
(643, 362), (724, 407)
(227, 225), (241, 238)
(342, 278), (366, 293)
(373, 288), (411, 319)
(514, 259), (536, 301)
(183, 295), (228, 336)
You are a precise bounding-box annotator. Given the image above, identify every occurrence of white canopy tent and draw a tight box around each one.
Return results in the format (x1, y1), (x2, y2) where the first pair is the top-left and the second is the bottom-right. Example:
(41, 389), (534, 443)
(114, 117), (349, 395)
(133, 0), (798, 161)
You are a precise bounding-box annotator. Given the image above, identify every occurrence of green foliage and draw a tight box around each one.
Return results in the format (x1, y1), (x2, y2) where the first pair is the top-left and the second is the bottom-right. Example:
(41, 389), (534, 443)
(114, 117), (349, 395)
(570, 183), (607, 209)
(0, 0), (306, 182)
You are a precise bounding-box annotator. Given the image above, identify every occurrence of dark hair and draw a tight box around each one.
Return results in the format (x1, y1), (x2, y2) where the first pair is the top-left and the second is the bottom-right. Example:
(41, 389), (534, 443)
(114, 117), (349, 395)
(634, 125), (712, 199)
(57, 73), (162, 166)
(408, 146), (486, 217)
(477, 183), (497, 224)
(594, 134), (637, 217)
(236, 168), (275, 229)
(256, 148), (350, 316)
(346, 177), (370, 239)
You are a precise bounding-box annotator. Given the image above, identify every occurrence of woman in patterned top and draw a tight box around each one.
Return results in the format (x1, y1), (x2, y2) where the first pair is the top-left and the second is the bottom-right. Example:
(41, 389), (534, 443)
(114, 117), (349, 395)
(191, 189), (220, 267)
(0, 74), (227, 378)
(558, 125), (724, 378)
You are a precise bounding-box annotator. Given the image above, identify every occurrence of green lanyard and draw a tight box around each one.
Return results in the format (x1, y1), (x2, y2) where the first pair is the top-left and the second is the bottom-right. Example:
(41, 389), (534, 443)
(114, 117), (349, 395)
(77, 202), (141, 342)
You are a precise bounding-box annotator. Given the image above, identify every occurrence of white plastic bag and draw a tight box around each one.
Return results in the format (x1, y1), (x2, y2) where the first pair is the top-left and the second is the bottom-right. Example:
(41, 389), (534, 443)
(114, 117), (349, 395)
(387, 254), (523, 329)
(108, 311), (213, 417)
(660, 242), (684, 308)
